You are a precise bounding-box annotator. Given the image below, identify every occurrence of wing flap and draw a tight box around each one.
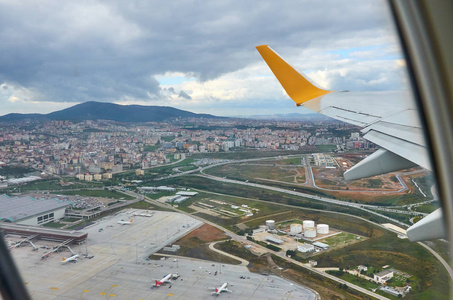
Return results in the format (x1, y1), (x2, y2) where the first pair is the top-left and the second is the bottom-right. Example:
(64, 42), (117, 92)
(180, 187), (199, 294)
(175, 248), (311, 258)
(364, 130), (430, 169)
(344, 149), (417, 180)
(363, 121), (425, 145)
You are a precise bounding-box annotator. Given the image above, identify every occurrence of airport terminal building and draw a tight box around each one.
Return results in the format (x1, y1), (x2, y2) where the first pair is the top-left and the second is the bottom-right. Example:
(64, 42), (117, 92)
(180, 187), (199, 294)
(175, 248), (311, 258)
(0, 194), (70, 226)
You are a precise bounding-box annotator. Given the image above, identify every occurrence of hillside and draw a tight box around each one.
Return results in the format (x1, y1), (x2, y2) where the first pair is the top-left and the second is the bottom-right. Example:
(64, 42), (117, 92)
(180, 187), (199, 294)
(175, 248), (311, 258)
(0, 101), (221, 122)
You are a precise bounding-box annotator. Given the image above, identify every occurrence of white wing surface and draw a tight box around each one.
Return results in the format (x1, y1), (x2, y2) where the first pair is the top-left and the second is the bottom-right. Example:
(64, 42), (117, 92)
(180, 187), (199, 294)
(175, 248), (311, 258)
(256, 45), (443, 241)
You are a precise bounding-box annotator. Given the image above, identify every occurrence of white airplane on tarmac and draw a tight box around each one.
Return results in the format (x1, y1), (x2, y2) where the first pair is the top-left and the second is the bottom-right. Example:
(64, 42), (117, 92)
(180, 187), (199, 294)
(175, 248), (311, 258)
(61, 254), (79, 264)
(153, 274), (171, 287)
(117, 219), (133, 225)
(208, 282), (232, 296)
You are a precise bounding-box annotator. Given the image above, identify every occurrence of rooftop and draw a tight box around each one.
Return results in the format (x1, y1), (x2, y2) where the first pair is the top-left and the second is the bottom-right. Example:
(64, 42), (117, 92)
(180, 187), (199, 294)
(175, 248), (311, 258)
(0, 194), (70, 222)
(375, 269), (394, 277)
(313, 241), (330, 249)
(176, 191), (198, 196)
(297, 243), (314, 250)
(266, 236), (284, 244)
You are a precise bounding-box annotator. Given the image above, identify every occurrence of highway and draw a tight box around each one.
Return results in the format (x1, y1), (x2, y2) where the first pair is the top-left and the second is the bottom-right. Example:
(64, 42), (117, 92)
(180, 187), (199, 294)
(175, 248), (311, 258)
(140, 194), (389, 300)
(147, 154), (438, 234)
(156, 155), (431, 220)
(139, 155), (452, 286)
(196, 172), (413, 228)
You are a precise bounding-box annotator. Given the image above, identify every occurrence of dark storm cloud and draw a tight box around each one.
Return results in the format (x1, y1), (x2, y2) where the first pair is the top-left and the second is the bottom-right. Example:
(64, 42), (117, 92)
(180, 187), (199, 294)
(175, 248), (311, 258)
(0, 0), (393, 105)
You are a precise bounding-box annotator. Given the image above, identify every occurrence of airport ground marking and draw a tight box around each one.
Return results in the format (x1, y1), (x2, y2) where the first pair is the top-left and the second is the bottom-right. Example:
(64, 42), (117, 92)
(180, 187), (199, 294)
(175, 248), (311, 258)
(50, 287), (59, 290)
(100, 292), (106, 295)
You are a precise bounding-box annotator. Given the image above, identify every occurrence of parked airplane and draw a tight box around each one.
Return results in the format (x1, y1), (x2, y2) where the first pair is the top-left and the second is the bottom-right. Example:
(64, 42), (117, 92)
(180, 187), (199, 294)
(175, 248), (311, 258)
(153, 273), (171, 287)
(61, 254), (79, 264)
(208, 283), (232, 295)
(117, 219), (133, 225)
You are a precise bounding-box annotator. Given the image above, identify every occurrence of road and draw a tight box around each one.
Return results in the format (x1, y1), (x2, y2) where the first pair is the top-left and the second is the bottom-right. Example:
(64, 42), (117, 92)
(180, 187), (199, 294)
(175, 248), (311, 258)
(154, 154), (429, 221)
(274, 252), (391, 300)
(139, 194), (388, 300)
(417, 241), (453, 280)
(155, 155), (432, 217)
(196, 172), (413, 228)
(208, 241), (249, 266)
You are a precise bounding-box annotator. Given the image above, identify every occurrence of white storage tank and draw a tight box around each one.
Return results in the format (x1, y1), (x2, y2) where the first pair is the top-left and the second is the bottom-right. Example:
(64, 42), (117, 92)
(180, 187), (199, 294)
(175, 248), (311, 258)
(266, 220), (275, 229)
(317, 224), (329, 234)
(290, 224), (302, 234)
(304, 227), (317, 238)
(303, 220), (315, 229)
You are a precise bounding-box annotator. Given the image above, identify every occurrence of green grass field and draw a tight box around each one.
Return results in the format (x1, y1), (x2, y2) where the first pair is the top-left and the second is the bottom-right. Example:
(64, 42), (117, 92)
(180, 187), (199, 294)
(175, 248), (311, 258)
(173, 190), (288, 229)
(314, 230), (450, 299)
(252, 156), (305, 165)
(315, 145), (337, 152)
(326, 270), (379, 290)
(161, 136), (175, 142)
(320, 232), (363, 248)
(205, 163), (305, 184)
(413, 202), (440, 214)
(190, 150), (313, 160)
(15, 179), (97, 192)
(143, 144), (160, 152)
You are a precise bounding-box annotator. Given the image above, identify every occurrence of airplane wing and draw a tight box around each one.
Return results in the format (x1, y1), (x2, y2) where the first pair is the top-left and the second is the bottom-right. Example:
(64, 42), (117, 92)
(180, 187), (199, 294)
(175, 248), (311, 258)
(256, 45), (443, 242)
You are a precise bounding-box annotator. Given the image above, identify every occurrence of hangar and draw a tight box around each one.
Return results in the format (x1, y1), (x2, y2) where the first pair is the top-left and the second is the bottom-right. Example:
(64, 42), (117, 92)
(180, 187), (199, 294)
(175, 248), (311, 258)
(0, 194), (70, 226)
(266, 236), (283, 245)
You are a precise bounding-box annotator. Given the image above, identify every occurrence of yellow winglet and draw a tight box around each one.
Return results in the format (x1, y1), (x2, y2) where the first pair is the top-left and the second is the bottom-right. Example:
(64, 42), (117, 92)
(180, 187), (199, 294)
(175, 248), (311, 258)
(256, 45), (332, 106)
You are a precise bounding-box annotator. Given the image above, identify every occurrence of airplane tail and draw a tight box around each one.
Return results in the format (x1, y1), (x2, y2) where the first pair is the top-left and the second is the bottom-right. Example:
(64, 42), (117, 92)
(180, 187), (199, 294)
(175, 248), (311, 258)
(155, 280), (160, 286)
(62, 257), (66, 261)
(256, 45), (332, 106)
(129, 220), (132, 223)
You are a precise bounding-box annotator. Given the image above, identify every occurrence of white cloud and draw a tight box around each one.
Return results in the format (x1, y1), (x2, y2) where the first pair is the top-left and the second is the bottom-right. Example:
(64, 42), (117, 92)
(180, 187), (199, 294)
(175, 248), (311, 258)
(0, 0), (410, 116)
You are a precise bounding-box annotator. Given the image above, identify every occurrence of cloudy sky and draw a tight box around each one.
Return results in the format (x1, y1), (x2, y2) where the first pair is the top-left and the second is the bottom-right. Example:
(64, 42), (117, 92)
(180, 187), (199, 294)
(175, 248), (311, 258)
(0, 0), (409, 117)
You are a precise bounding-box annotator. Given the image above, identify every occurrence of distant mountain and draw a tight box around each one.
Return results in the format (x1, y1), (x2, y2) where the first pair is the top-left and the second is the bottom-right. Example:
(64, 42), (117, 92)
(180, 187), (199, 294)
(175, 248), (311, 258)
(235, 113), (333, 121)
(0, 101), (222, 123)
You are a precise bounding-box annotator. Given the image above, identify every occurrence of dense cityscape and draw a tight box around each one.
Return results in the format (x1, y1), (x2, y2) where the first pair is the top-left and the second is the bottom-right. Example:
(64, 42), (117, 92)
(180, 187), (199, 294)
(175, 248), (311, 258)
(0, 117), (373, 183)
